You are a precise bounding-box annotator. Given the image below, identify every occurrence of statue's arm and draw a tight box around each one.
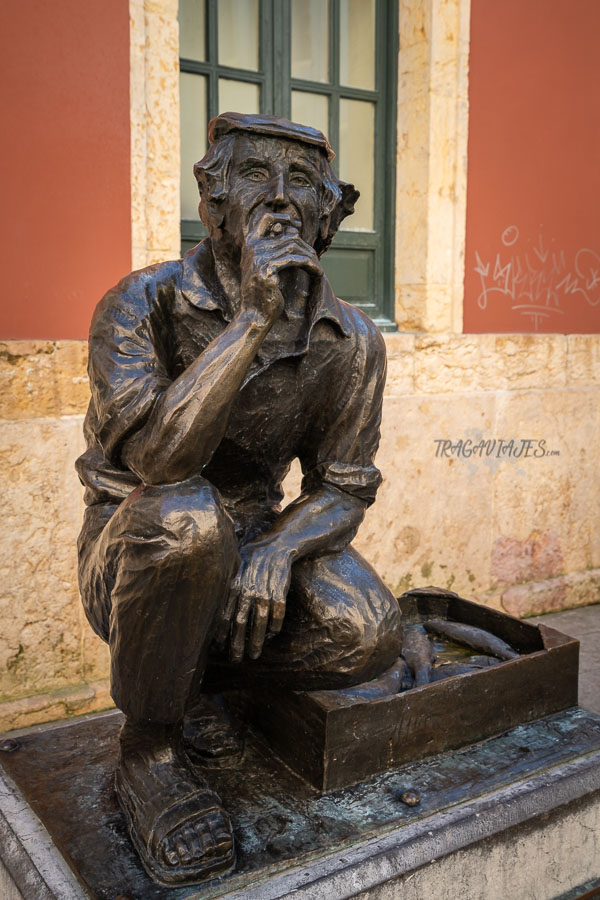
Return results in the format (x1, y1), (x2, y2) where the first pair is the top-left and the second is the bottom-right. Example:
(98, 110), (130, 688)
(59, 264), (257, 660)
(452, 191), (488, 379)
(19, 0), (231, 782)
(221, 485), (366, 662)
(121, 308), (273, 484)
(119, 228), (322, 485)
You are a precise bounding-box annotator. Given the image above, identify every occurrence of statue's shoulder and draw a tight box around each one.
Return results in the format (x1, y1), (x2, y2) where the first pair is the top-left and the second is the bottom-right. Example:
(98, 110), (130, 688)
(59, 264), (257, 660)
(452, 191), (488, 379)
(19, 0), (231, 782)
(332, 294), (387, 358)
(90, 257), (183, 332)
(107, 257), (182, 305)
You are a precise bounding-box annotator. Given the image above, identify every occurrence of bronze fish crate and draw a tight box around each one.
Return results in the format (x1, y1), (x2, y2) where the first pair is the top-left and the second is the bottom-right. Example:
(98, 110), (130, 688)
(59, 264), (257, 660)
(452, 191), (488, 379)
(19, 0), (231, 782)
(247, 587), (580, 792)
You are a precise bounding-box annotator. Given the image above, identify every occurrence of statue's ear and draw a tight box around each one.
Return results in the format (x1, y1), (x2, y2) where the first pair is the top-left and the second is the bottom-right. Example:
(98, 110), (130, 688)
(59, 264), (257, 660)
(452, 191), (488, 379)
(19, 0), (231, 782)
(195, 167), (228, 233)
(318, 185), (337, 245)
(316, 180), (360, 256)
(199, 195), (225, 230)
(320, 184), (338, 219)
(339, 181), (360, 220)
(318, 211), (331, 245)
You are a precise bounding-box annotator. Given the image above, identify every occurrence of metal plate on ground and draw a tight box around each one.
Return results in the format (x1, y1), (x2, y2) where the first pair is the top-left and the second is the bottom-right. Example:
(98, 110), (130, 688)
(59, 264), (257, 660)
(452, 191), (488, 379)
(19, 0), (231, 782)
(2, 707), (600, 899)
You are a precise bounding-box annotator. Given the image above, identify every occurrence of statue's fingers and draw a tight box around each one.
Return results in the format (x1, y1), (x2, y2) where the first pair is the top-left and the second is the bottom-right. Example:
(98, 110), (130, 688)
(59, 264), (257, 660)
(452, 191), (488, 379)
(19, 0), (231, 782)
(269, 598), (287, 635)
(266, 253), (321, 279)
(229, 595), (252, 663)
(252, 212), (281, 239)
(214, 584), (239, 647)
(222, 583), (240, 625)
(247, 599), (270, 660)
(267, 240), (319, 262)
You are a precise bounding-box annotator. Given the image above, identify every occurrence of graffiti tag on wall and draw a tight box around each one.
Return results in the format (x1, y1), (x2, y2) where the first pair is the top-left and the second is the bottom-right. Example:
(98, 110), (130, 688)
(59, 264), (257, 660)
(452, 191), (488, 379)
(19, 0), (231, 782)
(474, 226), (600, 330)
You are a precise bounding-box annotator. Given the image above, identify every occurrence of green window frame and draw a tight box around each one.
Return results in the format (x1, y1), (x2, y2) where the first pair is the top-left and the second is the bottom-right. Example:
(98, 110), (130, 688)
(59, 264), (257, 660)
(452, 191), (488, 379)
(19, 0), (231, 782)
(179, 0), (397, 330)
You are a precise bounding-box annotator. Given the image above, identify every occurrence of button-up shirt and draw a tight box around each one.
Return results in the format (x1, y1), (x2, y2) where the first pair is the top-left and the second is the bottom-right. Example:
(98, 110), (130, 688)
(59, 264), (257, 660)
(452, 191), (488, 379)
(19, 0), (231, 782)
(76, 240), (386, 532)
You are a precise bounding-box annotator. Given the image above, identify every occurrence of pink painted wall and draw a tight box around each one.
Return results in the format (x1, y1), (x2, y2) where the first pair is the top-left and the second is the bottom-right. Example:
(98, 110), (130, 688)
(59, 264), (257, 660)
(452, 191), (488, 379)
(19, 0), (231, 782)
(0, 1), (131, 339)
(464, 0), (600, 333)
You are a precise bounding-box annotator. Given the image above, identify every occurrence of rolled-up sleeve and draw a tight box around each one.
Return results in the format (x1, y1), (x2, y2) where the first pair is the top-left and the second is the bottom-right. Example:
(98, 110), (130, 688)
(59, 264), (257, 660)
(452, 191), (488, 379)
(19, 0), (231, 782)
(87, 280), (171, 466)
(301, 319), (386, 506)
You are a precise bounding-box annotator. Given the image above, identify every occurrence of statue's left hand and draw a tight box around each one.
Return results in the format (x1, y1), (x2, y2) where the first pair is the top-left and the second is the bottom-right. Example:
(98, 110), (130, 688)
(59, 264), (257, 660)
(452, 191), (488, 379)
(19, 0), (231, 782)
(217, 542), (294, 663)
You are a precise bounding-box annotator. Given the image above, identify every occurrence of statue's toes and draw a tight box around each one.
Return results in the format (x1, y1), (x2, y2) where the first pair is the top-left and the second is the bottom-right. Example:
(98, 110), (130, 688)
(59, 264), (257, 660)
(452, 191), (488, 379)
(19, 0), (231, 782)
(174, 833), (194, 864)
(206, 810), (234, 857)
(161, 811), (232, 868)
(163, 843), (180, 867)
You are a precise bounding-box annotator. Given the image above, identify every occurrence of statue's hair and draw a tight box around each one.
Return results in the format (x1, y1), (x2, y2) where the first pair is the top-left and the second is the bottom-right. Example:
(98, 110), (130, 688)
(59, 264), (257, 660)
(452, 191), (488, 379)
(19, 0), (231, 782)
(193, 134), (359, 256)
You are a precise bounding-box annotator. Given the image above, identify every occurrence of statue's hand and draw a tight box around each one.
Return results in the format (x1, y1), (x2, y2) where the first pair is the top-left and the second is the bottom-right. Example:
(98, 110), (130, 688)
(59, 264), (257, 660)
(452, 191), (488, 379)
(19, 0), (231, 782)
(217, 541), (293, 663)
(240, 215), (322, 326)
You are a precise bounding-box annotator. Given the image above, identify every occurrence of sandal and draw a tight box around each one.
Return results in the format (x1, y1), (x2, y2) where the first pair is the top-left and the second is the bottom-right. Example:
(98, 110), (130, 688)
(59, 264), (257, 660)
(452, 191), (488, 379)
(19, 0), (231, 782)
(116, 760), (235, 885)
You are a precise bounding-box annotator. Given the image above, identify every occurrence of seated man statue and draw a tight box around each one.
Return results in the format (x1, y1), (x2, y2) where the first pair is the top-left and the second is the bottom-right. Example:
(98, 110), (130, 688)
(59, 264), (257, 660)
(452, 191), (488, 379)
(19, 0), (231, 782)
(76, 112), (402, 885)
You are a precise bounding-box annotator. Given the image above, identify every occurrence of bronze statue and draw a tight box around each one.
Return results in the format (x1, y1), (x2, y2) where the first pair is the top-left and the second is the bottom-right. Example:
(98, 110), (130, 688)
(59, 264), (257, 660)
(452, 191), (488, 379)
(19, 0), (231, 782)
(76, 113), (403, 885)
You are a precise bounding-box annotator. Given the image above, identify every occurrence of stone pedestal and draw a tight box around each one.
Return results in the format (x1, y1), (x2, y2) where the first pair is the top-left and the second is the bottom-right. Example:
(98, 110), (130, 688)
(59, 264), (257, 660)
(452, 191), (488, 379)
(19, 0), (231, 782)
(1, 707), (600, 899)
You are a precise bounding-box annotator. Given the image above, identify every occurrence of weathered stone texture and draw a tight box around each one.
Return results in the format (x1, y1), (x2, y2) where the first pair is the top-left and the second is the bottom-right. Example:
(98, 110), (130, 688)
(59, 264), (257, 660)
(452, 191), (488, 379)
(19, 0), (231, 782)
(371, 344), (600, 606)
(395, 0), (470, 333)
(359, 391), (498, 599)
(0, 417), (111, 707)
(385, 332), (599, 393)
(0, 341), (88, 420)
(130, 0), (180, 270)
(567, 333), (600, 386)
(0, 680), (111, 733)
(501, 570), (600, 619)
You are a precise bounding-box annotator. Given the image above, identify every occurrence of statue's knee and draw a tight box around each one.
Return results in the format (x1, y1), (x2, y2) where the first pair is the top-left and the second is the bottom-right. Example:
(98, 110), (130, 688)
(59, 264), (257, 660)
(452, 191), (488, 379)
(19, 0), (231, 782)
(126, 476), (234, 556)
(339, 593), (402, 678)
(371, 596), (403, 660)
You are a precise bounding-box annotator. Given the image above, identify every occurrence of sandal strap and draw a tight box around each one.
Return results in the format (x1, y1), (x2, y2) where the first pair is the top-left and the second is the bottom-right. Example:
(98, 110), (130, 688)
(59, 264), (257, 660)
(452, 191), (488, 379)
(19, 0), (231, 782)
(117, 766), (225, 855)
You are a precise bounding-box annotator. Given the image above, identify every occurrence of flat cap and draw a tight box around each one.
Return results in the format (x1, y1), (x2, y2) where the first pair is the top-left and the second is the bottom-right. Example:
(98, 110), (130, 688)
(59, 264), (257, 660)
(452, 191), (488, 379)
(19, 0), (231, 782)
(208, 112), (335, 161)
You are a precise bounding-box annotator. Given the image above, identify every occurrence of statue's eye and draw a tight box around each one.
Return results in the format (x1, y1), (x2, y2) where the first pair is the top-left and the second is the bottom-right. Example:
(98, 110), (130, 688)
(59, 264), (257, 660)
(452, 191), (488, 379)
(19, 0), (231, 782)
(246, 169), (267, 182)
(290, 173), (310, 187)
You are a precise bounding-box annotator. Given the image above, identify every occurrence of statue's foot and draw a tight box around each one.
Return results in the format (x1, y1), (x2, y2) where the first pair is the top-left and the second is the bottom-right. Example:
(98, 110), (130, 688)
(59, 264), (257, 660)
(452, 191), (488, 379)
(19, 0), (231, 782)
(116, 721), (234, 885)
(184, 693), (245, 769)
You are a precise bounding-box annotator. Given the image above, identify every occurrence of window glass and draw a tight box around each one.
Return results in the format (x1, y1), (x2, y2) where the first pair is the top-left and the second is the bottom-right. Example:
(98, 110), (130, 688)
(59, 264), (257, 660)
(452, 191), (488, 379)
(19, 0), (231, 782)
(180, 73), (207, 219)
(291, 0), (329, 83)
(218, 0), (259, 71)
(339, 99), (374, 231)
(339, 0), (375, 90)
(291, 91), (329, 137)
(179, 0), (206, 61)
(218, 79), (260, 115)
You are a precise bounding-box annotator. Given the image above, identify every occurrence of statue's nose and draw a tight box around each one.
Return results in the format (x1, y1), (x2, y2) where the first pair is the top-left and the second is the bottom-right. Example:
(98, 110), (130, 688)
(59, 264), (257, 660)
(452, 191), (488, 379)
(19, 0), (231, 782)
(266, 172), (288, 209)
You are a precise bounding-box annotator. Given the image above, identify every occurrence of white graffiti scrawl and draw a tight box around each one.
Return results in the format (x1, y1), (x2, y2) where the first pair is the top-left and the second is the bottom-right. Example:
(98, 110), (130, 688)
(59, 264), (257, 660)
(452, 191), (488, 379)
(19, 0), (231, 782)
(474, 227), (600, 330)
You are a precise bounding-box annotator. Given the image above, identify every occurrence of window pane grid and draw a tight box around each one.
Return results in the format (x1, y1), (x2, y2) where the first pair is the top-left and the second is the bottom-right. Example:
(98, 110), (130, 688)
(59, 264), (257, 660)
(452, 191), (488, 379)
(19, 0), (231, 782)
(181, 60), (264, 81)
(181, 0), (268, 125)
(289, 80), (377, 101)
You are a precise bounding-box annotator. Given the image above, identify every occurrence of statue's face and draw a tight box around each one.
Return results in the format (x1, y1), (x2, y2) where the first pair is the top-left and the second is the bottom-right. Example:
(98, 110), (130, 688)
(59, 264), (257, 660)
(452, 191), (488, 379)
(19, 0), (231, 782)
(223, 133), (322, 249)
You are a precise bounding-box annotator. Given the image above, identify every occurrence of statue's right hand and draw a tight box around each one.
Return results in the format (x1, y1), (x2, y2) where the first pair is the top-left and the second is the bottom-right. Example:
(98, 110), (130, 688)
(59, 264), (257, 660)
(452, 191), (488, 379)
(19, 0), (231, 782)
(239, 245), (285, 325)
(240, 215), (321, 326)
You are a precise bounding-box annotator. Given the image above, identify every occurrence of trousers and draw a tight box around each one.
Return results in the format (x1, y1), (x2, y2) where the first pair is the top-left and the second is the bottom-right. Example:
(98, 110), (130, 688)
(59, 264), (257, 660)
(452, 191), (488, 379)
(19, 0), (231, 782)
(78, 475), (402, 723)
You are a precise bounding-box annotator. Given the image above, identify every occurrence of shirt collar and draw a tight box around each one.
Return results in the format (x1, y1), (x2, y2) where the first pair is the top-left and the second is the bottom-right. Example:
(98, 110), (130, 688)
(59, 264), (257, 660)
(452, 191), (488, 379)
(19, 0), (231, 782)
(181, 239), (351, 339)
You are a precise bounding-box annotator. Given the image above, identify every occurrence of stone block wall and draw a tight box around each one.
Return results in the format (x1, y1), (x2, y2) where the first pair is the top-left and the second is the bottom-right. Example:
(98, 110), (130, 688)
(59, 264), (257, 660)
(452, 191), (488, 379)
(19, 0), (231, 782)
(0, 343), (110, 731)
(359, 333), (600, 613)
(2, 334), (598, 731)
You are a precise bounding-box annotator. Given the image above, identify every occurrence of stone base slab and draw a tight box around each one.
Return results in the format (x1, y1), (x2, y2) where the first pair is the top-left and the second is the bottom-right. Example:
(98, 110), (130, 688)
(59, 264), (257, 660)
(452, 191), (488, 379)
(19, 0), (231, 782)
(1, 708), (600, 898)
